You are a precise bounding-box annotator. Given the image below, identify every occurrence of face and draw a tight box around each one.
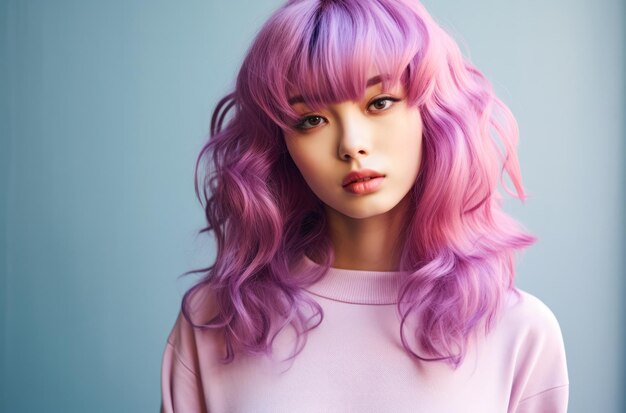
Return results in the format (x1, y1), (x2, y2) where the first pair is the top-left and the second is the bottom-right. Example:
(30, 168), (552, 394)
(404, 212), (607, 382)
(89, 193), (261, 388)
(283, 74), (423, 220)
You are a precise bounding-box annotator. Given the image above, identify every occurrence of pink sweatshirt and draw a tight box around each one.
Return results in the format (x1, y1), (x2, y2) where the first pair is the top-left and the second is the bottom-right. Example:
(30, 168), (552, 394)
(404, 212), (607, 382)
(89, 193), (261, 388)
(161, 256), (569, 412)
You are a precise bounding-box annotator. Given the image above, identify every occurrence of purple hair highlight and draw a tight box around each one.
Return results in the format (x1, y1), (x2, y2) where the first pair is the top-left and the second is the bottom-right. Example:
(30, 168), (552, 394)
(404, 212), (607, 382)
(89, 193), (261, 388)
(181, 0), (536, 369)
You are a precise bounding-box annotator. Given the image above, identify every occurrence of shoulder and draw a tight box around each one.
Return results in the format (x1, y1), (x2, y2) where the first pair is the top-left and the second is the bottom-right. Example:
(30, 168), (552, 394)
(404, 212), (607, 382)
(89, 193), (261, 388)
(496, 288), (569, 409)
(498, 288), (564, 342)
(495, 288), (567, 370)
(486, 287), (568, 369)
(503, 288), (559, 328)
(165, 286), (225, 365)
(161, 288), (219, 412)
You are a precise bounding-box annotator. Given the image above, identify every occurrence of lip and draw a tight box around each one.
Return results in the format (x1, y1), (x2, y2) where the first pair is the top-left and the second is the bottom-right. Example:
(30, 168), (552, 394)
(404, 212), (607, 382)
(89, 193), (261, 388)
(342, 169), (386, 187)
(343, 177), (385, 195)
(342, 169), (386, 195)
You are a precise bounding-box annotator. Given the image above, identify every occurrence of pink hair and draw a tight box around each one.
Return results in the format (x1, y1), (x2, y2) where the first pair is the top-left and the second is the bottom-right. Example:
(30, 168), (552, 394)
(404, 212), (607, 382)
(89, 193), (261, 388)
(182, 0), (536, 369)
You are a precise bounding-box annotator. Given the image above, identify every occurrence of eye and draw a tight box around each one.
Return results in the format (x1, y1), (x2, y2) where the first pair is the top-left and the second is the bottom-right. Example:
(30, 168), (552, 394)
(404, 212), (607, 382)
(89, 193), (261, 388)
(295, 115), (326, 130)
(368, 97), (400, 112)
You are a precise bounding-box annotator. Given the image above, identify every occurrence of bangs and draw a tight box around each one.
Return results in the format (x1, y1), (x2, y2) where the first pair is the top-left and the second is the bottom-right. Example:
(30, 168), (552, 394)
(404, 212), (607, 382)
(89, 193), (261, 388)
(243, 0), (427, 130)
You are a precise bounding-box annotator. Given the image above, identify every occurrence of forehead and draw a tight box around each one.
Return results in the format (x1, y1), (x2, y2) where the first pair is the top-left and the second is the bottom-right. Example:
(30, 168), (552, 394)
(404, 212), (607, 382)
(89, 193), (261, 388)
(288, 74), (391, 106)
(252, 0), (425, 129)
(288, 74), (408, 111)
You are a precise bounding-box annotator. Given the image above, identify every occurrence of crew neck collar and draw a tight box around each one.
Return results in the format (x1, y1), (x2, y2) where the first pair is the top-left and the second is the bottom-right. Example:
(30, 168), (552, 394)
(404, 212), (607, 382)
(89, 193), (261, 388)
(300, 255), (407, 305)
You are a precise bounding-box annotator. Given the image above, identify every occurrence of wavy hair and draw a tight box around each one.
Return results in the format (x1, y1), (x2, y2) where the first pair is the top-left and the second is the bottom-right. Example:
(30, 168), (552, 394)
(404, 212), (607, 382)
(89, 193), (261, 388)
(181, 0), (536, 369)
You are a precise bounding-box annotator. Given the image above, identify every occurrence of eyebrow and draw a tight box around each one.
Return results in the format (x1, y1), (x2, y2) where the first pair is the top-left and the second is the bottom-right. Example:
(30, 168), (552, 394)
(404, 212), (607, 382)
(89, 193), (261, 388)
(288, 75), (384, 106)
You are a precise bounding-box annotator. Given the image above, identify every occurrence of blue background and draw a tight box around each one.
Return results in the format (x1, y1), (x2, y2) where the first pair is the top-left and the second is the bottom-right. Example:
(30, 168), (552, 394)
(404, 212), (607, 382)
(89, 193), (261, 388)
(1, 0), (624, 411)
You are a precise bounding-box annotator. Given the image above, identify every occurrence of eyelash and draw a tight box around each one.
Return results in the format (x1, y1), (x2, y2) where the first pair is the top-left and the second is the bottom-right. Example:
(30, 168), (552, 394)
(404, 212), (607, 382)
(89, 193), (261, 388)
(294, 96), (401, 131)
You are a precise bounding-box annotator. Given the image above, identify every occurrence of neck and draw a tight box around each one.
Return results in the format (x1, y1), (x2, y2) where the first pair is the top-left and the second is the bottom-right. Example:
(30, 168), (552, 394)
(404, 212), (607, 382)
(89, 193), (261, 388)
(324, 195), (411, 271)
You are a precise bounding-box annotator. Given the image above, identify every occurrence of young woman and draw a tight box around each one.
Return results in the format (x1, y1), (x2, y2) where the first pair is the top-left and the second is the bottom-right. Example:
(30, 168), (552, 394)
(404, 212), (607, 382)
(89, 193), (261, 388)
(161, 0), (569, 411)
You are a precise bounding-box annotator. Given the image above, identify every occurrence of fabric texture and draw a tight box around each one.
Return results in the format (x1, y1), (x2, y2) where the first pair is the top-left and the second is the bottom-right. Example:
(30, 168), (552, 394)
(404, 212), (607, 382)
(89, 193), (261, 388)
(161, 256), (569, 412)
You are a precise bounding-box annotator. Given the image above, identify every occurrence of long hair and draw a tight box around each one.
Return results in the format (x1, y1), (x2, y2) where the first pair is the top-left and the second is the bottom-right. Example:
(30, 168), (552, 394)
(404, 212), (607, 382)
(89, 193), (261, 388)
(181, 0), (536, 369)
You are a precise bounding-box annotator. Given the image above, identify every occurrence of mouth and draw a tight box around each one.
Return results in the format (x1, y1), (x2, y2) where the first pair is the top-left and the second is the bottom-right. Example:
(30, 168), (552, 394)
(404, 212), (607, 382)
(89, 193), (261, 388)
(342, 169), (386, 187)
(343, 175), (385, 196)
(348, 176), (374, 184)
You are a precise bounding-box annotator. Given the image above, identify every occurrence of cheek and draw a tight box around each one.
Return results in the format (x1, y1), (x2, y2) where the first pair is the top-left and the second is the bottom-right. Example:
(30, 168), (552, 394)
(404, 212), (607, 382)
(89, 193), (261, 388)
(386, 112), (423, 172)
(284, 139), (327, 187)
(408, 127), (424, 178)
(285, 140), (307, 170)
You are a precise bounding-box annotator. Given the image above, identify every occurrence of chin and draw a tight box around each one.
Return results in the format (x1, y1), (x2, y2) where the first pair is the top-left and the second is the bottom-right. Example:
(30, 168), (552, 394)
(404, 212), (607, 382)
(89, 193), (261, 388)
(333, 203), (396, 220)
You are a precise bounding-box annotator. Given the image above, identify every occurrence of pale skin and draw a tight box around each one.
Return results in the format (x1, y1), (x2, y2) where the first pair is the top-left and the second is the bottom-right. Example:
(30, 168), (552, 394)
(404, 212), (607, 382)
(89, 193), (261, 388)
(283, 74), (424, 271)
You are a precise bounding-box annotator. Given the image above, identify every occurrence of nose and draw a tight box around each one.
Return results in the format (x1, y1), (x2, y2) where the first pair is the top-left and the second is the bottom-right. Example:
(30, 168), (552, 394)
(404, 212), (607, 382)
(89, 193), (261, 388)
(337, 107), (371, 161)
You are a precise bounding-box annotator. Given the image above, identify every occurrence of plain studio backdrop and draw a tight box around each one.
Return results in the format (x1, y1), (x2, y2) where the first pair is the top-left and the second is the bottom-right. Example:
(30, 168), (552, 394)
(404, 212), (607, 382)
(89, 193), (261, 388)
(1, 0), (624, 412)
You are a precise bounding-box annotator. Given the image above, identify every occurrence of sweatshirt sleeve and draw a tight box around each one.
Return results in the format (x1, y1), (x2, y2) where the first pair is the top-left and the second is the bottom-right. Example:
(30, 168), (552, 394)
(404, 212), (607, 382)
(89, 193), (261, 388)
(510, 293), (569, 412)
(515, 385), (569, 413)
(160, 312), (208, 413)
